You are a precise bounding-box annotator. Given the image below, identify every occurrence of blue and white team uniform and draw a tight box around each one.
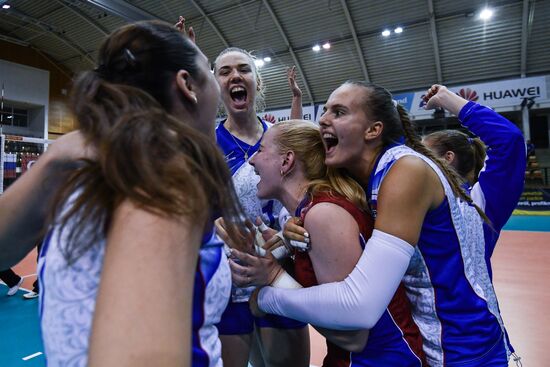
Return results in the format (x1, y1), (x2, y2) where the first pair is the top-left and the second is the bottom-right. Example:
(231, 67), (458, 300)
(215, 118), (306, 334)
(38, 196), (231, 367)
(459, 101), (526, 276)
(216, 118), (280, 234)
(368, 140), (512, 366)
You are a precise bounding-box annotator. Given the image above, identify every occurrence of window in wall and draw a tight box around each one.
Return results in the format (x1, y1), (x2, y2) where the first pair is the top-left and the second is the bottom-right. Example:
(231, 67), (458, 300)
(0, 105), (29, 128)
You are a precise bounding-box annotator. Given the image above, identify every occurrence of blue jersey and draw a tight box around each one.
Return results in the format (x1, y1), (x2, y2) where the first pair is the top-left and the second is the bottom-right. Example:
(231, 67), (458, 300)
(368, 145), (510, 366)
(38, 197), (230, 367)
(215, 119), (304, 333)
(191, 228), (232, 367)
(459, 102), (526, 275)
(216, 118), (282, 227)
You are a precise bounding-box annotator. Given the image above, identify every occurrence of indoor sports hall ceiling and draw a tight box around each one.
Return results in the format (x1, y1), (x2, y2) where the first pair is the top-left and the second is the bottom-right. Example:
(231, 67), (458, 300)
(0, 0), (548, 109)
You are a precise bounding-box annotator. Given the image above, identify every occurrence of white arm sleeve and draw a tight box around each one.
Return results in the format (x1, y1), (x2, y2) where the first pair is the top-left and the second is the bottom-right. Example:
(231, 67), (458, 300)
(257, 229), (414, 330)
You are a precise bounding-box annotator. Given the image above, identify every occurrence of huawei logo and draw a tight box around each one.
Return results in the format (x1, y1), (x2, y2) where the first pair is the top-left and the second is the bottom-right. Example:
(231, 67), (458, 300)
(457, 88), (479, 102)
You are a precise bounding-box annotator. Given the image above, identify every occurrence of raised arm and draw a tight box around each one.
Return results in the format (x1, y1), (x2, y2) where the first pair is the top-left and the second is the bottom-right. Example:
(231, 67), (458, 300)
(425, 85), (526, 233)
(0, 131), (91, 269)
(288, 66), (303, 120)
(258, 158), (436, 329)
(88, 200), (200, 367)
(459, 102), (525, 232)
(175, 16), (196, 43)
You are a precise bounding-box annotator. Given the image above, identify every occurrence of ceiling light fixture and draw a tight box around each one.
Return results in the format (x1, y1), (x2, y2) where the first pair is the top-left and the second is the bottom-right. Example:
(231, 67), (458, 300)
(254, 59), (265, 68)
(263, 56), (271, 62)
(312, 44), (321, 52)
(2, 4), (10, 9)
(322, 42), (331, 50)
(479, 8), (493, 20)
(394, 27), (403, 34)
(381, 29), (391, 37)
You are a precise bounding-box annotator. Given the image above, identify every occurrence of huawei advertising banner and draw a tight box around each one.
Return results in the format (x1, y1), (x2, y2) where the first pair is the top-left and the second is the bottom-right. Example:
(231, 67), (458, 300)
(399, 76), (548, 117)
(276, 76), (548, 120)
(392, 93), (415, 112)
(264, 105), (316, 123)
(316, 93), (415, 121)
(217, 105), (316, 126)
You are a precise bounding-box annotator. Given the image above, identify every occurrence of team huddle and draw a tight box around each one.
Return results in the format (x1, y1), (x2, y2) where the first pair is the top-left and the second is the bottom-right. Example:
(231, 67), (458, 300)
(0, 18), (526, 367)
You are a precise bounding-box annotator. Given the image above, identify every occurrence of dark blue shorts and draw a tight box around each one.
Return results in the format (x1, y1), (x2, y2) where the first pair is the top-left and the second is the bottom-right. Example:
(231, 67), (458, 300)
(216, 300), (307, 335)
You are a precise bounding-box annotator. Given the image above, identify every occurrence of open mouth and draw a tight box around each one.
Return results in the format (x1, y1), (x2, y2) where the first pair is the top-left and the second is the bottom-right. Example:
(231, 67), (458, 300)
(230, 86), (247, 106)
(253, 167), (262, 184)
(322, 132), (339, 154)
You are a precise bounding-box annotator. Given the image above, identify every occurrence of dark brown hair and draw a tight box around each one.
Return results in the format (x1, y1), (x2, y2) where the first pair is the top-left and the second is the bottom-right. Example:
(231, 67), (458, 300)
(53, 21), (244, 263)
(344, 81), (490, 224)
(424, 130), (486, 185)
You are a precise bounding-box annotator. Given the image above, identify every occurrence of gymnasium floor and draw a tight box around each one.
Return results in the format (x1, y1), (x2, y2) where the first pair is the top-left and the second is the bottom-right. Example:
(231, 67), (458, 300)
(1, 216), (549, 367)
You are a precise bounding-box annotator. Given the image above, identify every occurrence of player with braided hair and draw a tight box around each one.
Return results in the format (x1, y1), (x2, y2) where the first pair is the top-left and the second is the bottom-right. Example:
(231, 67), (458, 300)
(253, 81), (514, 366)
(422, 85), (526, 274)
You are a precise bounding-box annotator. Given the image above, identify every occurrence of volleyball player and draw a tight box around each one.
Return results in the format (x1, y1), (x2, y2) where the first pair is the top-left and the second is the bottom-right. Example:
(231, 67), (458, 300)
(213, 47), (309, 367)
(0, 20), (245, 367)
(422, 85), (526, 275)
